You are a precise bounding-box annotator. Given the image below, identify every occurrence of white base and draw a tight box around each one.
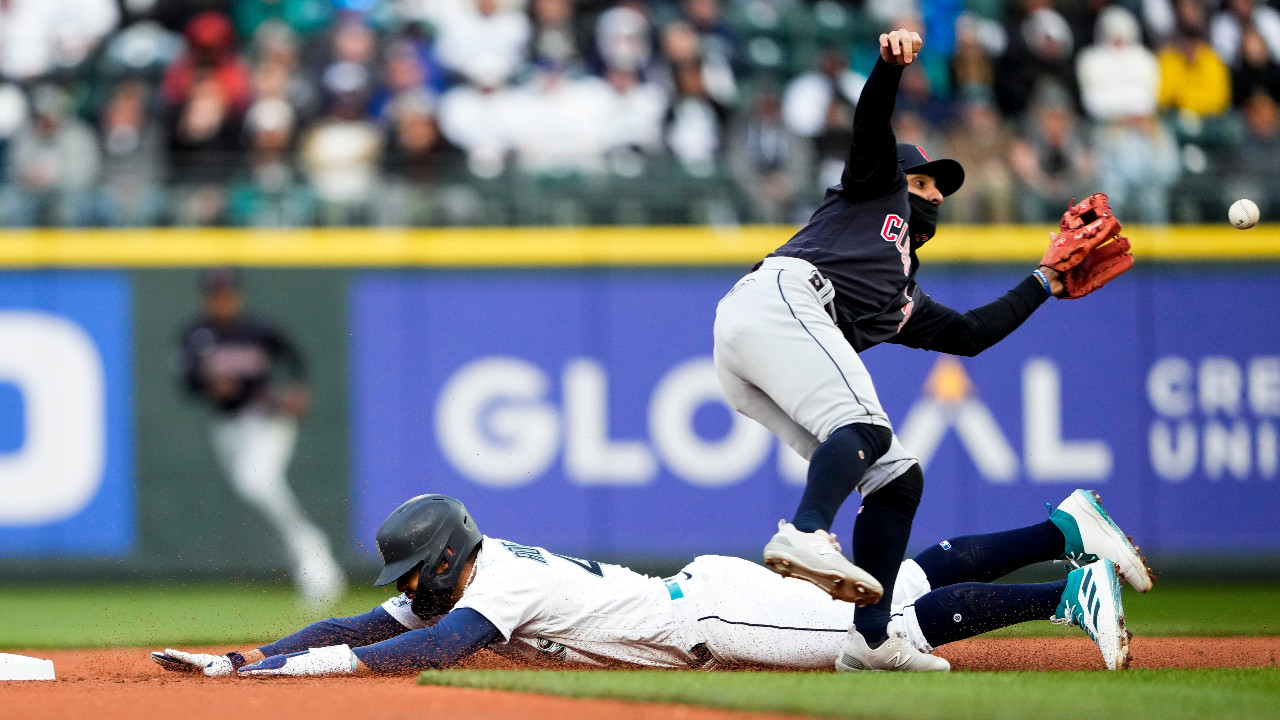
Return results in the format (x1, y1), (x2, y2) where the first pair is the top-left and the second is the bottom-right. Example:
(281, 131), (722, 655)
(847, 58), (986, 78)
(0, 653), (55, 681)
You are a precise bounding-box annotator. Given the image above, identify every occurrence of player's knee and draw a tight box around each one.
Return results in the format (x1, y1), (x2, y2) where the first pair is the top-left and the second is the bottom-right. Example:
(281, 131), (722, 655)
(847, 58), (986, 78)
(833, 422), (893, 464)
(868, 463), (924, 511)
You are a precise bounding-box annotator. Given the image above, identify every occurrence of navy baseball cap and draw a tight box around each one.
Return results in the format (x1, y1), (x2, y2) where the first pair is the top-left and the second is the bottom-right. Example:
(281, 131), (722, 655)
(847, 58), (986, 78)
(896, 143), (965, 196)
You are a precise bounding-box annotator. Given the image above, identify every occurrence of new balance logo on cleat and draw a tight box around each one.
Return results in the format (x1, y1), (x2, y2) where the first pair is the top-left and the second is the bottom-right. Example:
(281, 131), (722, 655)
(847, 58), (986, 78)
(840, 653), (867, 670)
(835, 628), (951, 673)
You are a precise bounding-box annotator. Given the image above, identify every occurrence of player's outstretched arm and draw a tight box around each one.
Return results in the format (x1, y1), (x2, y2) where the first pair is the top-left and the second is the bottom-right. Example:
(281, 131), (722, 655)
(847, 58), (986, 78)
(151, 604), (409, 677)
(254, 604), (411, 657)
(238, 608), (501, 677)
(889, 196), (1133, 356)
(887, 279), (1050, 357)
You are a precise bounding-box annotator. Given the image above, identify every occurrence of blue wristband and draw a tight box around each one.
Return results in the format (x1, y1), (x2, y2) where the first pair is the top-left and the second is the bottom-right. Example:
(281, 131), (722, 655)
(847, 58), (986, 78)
(1033, 268), (1052, 296)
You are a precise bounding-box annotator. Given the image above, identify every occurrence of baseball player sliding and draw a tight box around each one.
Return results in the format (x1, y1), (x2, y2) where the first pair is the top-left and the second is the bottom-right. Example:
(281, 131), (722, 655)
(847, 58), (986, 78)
(153, 490), (1150, 676)
(177, 267), (346, 607)
(713, 29), (1134, 670)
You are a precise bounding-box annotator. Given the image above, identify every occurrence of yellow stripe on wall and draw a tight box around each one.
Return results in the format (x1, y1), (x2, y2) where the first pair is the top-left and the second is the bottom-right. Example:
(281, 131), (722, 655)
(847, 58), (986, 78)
(0, 225), (1275, 267)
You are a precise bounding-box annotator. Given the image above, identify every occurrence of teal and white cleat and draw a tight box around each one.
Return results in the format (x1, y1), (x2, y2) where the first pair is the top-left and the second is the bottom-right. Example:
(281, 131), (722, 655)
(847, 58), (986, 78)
(1050, 489), (1154, 593)
(1053, 559), (1131, 670)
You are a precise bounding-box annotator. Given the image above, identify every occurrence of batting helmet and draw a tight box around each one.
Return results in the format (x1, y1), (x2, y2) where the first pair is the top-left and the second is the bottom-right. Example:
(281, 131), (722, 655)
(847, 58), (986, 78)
(372, 495), (482, 600)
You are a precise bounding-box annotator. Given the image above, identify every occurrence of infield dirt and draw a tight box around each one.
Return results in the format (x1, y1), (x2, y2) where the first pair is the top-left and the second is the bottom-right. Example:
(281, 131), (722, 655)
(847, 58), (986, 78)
(2, 637), (1277, 720)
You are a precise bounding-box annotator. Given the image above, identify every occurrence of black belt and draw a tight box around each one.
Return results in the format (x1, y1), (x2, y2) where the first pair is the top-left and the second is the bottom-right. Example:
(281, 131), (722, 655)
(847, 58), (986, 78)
(687, 642), (718, 670)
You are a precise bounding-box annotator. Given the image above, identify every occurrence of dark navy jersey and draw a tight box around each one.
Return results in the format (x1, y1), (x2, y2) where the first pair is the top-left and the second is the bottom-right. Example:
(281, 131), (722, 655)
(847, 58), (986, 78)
(178, 314), (307, 413)
(769, 58), (951, 352)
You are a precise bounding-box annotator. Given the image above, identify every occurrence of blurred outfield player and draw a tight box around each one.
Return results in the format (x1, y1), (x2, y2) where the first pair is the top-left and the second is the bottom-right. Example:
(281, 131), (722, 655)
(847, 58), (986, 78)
(177, 267), (346, 606)
(712, 29), (1135, 670)
(153, 489), (1146, 677)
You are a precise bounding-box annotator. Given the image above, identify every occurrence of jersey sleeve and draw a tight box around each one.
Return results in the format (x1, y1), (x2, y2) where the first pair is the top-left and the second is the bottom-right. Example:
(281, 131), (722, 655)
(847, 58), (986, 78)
(452, 544), (546, 641)
(890, 275), (1050, 355)
(256, 604), (411, 657)
(351, 607), (500, 673)
(887, 290), (958, 350)
(840, 58), (906, 201)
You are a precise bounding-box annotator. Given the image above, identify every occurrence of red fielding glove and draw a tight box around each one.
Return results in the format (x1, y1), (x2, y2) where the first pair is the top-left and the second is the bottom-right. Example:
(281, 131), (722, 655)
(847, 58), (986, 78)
(1041, 193), (1123, 273)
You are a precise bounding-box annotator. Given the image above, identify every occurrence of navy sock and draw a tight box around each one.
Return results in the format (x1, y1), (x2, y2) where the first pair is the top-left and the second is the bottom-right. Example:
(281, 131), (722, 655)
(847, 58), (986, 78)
(912, 580), (1067, 647)
(910, 520), (1066, 588)
(791, 423), (893, 532)
(852, 465), (923, 645)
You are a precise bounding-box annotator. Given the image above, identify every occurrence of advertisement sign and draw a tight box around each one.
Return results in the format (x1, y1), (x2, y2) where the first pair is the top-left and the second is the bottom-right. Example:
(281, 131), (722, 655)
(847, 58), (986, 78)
(350, 268), (1280, 558)
(0, 272), (134, 556)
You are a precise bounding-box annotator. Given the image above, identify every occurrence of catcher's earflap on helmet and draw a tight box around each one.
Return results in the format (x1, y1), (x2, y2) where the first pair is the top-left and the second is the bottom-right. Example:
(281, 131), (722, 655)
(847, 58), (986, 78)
(373, 494), (482, 618)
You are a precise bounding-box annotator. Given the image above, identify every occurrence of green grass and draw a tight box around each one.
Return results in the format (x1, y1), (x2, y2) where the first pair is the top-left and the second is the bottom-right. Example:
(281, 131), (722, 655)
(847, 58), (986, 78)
(0, 582), (392, 648)
(418, 668), (1280, 720)
(2, 582), (1277, 649)
(989, 584), (1280, 637)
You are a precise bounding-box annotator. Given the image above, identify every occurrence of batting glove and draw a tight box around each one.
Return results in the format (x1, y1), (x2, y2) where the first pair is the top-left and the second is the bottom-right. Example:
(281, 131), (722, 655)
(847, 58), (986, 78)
(238, 645), (358, 678)
(151, 649), (246, 677)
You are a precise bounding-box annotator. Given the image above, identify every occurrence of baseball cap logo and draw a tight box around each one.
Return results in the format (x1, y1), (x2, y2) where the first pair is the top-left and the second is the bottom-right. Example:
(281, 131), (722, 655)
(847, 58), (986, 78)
(917, 146), (930, 161)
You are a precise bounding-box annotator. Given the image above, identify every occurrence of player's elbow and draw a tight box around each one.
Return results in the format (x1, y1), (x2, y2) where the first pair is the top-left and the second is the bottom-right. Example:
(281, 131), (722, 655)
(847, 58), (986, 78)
(931, 337), (987, 357)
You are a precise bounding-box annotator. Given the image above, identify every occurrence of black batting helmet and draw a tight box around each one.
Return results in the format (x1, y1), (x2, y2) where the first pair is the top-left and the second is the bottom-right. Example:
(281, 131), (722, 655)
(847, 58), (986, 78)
(372, 495), (482, 598)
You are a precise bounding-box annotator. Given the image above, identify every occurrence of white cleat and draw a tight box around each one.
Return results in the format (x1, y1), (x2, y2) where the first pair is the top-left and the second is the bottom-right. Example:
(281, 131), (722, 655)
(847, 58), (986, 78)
(763, 520), (883, 605)
(1052, 489), (1154, 593)
(835, 626), (951, 672)
(1053, 559), (1132, 670)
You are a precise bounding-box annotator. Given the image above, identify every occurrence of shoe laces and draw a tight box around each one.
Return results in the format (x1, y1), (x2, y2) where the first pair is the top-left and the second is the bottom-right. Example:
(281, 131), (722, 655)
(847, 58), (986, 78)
(1052, 604), (1098, 641)
(1060, 551), (1099, 569)
(814, 529), (843, 554)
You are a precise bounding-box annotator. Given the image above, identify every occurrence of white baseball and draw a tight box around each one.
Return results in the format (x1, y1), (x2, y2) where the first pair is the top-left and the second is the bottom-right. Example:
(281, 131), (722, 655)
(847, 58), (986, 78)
(1229, 199), (1260, 229)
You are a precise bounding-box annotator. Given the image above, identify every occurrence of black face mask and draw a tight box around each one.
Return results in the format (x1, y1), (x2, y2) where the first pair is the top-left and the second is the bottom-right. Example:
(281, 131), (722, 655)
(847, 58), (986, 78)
(907, 193), (939, 249)
(411, 586), (456, 619)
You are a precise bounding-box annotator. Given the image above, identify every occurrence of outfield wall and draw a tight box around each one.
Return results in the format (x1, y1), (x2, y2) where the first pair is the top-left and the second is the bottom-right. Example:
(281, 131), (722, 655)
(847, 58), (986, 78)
(0, 227), (1277, 575)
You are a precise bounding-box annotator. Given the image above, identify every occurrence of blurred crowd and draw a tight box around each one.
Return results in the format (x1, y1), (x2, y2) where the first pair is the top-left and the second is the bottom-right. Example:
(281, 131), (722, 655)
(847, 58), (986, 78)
(1, 0), (1278, 227)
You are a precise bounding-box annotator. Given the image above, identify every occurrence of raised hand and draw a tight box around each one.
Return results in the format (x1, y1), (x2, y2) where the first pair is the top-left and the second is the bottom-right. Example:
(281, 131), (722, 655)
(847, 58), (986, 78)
(879, 29), (923, 65)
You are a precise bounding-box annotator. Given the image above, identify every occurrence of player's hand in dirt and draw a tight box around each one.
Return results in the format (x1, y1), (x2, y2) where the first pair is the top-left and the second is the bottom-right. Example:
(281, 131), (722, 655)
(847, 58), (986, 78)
(238, 645), (359, 678)
(880, 28), (923, 65)
(151, 649), (238, 677)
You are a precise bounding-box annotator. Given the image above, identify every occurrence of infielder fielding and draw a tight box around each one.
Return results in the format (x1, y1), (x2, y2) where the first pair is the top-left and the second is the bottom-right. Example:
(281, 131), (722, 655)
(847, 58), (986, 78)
(713, 29), (1135, 670)
(153, 489), (1148, 676)
(177, 267), (346, 606)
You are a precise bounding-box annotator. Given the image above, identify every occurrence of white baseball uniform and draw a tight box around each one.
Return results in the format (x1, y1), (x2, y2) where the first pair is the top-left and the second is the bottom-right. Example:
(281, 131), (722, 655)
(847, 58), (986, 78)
(713, 256), (918, 495)
(210, 408), (346, 606)
(378, 536), (937, 669)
